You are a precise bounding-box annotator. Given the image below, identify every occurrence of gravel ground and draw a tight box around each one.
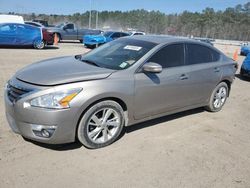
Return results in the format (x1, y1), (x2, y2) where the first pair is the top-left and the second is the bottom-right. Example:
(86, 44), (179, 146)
(0, 42), (249, 188)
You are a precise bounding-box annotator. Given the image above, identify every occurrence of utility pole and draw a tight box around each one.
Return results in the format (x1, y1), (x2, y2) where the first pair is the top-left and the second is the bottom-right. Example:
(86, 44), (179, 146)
(88, 0), (92, 28)
(96, 11), (98, 29)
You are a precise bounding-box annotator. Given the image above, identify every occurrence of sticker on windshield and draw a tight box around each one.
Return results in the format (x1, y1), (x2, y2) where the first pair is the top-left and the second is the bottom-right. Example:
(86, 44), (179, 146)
(119, 62), (128, 68)
(124, 45), (142, 51)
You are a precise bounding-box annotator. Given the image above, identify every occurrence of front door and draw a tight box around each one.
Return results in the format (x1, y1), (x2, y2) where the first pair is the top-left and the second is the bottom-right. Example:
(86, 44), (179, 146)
(134, 43), (191, 120)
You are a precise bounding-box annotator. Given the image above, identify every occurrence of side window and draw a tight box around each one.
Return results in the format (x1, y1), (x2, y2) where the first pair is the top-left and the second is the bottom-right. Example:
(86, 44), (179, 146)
(65, 24), (74, 30)
(148, 44), (185, 68)
(121, 32), (129, 37)
(134, 33), (143, 36)
(111, 32), (121, 39)
(186, 44), (220, 65)
(0, 25), (11, 32)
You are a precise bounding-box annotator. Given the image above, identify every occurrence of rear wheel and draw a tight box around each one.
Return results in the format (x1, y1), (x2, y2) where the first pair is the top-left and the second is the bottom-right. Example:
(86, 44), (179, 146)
(77, 101), (125, 149)
(205, 82), (228, 112)
(33, 39), (45, 49)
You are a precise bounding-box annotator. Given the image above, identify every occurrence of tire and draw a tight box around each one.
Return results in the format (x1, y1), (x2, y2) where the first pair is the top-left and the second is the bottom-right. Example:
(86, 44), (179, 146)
(205, 82), (229, 112)
(33, 39), (45, 49)
(77, 101), (125, 149)
(79, 39), (83, 43)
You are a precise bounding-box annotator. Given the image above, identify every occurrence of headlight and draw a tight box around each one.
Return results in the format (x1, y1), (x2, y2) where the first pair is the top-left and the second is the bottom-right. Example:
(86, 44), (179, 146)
(29, 88), (82, 109)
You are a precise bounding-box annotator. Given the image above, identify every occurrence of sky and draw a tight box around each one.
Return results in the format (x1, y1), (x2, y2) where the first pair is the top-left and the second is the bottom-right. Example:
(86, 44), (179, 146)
(0, 0), (249, 15)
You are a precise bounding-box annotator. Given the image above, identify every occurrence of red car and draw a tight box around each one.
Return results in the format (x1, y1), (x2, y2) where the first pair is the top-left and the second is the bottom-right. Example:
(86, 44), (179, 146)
(25, 21), (54, 48)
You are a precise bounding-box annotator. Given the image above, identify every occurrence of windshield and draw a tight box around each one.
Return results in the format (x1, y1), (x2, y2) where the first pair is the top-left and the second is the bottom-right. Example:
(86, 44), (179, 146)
(103, 31), (113, 37)
(81, 38), (157, 70)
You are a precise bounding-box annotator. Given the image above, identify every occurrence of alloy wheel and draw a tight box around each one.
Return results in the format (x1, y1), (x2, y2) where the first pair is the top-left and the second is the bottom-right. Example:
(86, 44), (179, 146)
(87, 108), (121, 144)
(213, 86), (227, 109)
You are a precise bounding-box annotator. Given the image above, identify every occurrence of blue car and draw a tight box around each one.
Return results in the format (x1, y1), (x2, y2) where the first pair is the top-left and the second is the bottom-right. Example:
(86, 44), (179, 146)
(240, 53), (250, 78)
(240, 44), (250, 56)
(0, 23), (44, 49)
(83, 31), (129, 48)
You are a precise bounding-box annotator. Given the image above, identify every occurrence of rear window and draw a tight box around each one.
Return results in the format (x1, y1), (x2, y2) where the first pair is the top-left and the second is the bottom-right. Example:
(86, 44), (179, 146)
(186, 44), (220, 65)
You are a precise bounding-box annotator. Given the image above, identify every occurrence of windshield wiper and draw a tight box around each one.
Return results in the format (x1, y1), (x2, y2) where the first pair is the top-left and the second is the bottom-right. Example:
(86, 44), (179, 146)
(81, 59), (100, 67)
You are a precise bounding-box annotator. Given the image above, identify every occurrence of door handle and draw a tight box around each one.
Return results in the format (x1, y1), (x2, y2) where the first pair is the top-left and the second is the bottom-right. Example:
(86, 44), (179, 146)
(180, 74), (189, 80)
(214, 67), (220, 72)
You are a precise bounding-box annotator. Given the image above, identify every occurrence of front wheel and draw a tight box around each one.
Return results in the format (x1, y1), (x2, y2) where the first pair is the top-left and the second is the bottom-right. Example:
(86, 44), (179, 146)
(205, 82), (229, 112)
(77, 101), (125, 149)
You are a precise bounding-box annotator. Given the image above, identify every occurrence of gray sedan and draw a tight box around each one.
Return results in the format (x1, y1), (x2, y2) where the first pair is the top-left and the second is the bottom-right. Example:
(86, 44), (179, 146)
(4, 36), (237, 148)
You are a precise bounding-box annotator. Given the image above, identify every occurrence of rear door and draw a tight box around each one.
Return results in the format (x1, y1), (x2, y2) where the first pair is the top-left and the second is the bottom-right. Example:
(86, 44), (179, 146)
(16, 24), (41, 45)
(134, 43), (191, 119)
(184, 43), (222, 105)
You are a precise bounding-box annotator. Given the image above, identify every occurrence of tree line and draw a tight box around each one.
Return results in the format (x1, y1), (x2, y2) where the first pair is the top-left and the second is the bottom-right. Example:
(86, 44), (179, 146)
(8, 2), (250, 41)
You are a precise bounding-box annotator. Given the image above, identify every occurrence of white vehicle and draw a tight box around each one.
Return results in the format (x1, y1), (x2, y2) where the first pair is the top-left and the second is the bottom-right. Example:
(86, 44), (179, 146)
(129, 31), (146, 36)
(0, 14), (24, 24)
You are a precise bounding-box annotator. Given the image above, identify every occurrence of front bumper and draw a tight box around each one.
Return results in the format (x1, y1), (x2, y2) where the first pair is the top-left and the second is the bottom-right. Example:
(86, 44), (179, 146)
(4, 81), (80, 144)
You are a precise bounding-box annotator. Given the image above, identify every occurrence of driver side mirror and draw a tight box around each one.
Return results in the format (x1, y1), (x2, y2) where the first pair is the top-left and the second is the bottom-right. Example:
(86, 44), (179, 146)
(142, 62), (162, 73)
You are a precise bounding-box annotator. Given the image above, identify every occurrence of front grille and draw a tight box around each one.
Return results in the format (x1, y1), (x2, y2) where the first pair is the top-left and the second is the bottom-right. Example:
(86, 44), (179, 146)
(7, 84), (31, 103)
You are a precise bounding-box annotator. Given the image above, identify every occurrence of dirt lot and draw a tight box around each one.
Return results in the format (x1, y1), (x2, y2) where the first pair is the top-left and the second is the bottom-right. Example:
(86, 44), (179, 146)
(0, 43), (250, 188)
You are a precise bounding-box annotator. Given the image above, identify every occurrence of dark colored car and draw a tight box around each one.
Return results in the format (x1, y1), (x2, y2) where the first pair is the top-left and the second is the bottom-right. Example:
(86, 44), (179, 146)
(0, 23), (44, 49)
(4, 36), (237, 149)
(25, 21), (54, 47)
(240, 53), (250, 78)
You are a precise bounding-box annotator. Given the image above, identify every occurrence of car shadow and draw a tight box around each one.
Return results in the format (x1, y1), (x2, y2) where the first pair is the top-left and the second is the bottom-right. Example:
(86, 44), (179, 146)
(24, 107), (204, 151)
(59, 41), (81, 44)
(235, 74), (250, 81)
(124, 107), (205, 134)
(22, 137), (83, 151)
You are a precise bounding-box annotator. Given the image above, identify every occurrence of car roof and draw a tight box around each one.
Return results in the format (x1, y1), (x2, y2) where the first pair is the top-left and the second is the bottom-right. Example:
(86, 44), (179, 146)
(129, 35), (206, 45)
(25, 21), (43, 26)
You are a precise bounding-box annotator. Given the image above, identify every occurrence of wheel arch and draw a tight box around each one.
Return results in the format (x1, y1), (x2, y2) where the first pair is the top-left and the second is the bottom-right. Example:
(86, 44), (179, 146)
(220, 79), (232, 96)
(74, 97), (129, 141)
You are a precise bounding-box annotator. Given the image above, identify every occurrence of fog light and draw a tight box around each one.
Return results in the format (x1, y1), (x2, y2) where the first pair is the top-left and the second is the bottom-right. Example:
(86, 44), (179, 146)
(41, 129), (50, 138)
(31, 124), (56, 138)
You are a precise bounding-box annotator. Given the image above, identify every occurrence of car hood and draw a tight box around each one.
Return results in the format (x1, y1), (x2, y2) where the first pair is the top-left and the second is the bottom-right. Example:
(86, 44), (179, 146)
(84, 35), (106, 41)
(15, 56), (115, 86)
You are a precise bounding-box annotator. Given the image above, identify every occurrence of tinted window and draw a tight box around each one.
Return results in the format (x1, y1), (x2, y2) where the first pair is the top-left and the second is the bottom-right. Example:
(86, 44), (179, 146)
(111, 32), (121, 38)
(103, 31), (113, 37)
(149, 44), (184, 68)
(65, 24), (74, 29)
(186, 44), (220, 65)
(121, 32), (129, 37)
(134, 33), (143, 35)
